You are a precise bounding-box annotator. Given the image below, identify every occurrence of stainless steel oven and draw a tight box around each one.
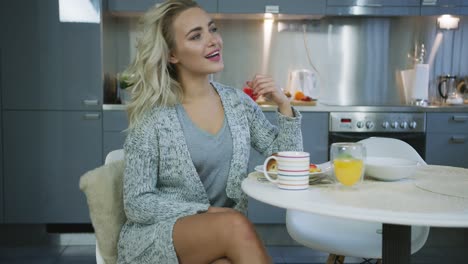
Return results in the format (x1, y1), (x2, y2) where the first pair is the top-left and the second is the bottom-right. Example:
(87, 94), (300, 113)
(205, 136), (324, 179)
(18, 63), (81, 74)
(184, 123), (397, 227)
(329, 112), (426, 159)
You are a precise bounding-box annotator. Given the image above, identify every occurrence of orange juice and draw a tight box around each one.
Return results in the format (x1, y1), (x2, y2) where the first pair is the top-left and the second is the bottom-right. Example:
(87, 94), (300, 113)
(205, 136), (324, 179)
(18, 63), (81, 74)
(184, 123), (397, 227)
(333, 159), (363, 186)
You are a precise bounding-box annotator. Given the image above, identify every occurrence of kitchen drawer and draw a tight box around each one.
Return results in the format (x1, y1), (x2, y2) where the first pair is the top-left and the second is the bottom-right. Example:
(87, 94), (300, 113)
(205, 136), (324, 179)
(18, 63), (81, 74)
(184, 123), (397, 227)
(218, 0), (326, 15)
(327, 0), (420, 6)
(3, 111), (102, 223)
(103, 110), (128, 132)
(426, 113), (468, 133)
(421, 6), (460, 15)
(326, 0), (420, 15)
(326, 6), (420, 15)
(103, 110), (128, 160)
(426, 133), (468, 168)
(108, 0), (217, 13)
(104, 131), (126, 159)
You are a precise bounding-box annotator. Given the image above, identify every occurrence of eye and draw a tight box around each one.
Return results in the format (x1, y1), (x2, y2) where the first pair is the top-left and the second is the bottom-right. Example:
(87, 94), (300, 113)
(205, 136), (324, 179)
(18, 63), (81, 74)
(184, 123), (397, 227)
(189, 33), (201, 40)
(210, 27), (218, 33)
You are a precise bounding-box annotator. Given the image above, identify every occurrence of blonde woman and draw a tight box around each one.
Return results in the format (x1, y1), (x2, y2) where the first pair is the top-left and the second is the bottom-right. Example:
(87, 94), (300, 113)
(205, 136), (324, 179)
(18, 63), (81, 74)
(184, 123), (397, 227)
(118, 0), (303, 263)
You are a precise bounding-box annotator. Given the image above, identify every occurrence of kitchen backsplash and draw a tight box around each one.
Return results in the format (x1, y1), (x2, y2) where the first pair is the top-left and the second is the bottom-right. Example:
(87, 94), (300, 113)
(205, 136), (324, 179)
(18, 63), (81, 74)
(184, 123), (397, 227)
(103, 15), (468, 105)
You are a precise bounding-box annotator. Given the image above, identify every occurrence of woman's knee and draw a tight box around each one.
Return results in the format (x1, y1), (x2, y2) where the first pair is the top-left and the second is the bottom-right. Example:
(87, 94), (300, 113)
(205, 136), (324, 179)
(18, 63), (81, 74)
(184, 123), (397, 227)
(222, 211), (258, 242)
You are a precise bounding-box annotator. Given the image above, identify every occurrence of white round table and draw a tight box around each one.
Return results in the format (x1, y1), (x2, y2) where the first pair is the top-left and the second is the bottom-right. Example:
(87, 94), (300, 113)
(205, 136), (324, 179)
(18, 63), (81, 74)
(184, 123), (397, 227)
(242, 165), (468, 264)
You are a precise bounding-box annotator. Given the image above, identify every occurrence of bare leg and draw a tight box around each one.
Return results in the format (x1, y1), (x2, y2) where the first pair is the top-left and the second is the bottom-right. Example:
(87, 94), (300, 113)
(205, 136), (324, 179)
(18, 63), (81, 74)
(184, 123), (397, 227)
(173, 210), (271, 264)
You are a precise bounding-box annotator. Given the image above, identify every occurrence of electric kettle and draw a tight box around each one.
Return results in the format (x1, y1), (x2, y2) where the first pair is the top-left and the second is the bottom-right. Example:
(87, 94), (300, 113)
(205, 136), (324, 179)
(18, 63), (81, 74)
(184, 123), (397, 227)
(438, 75), (463, 105)
(287, 69), (319, 100)
(457, 76), (467, 103)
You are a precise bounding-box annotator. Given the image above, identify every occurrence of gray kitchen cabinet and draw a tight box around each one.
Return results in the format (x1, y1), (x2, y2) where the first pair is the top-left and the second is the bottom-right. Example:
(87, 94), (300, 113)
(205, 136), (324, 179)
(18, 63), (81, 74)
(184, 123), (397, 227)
(2, 0), (101, 111)
(426, 113), (468, 168)
(218, 0), (326, 14)
(3, 111), (103, 223)
(0, 4), (3, 222)
(0, 118), (2, 223)
(421, 0), (468, 15)
(326, 0), (420, 16)
(103, 110), (128, 159)
(107, 0), (217, 13)
(0, 108), (2, 223)
(247, 111), (329, 223)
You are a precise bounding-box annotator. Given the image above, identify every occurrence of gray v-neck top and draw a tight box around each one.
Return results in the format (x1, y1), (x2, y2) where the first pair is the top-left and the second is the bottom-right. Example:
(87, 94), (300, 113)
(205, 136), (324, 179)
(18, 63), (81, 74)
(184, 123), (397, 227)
(176, 104), (234, 207)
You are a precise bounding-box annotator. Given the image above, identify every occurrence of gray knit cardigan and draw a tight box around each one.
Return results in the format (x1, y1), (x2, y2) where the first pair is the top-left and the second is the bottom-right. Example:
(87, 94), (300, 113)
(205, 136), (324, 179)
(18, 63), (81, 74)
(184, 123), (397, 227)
(117, 82), (303, 264)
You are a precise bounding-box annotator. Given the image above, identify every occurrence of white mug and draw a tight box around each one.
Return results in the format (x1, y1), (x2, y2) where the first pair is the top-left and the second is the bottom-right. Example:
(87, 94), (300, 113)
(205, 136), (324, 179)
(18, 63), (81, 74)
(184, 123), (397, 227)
(263, 151), (310, 190)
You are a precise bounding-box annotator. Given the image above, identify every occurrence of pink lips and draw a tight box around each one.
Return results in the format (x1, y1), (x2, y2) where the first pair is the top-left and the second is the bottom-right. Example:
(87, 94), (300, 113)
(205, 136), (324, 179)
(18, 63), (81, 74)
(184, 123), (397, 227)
(207, 54), (221, 62)
(205, 49), (221, 62)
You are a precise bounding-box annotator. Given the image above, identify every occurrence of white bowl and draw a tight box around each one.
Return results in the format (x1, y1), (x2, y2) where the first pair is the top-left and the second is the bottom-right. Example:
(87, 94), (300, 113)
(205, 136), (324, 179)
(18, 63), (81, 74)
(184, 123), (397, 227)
(365, 157), (422, 181)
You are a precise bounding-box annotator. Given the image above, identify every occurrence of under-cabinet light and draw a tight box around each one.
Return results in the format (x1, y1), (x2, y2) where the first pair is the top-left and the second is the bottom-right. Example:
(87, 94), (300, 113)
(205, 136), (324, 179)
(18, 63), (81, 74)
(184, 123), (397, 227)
(437, 15), (459, 30)
(58, 0), (100, 23)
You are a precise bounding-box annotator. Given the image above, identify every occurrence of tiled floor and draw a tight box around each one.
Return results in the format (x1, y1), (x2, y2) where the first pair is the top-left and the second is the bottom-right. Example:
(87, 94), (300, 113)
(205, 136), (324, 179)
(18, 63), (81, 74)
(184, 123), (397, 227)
(0, 230), (355, 264)
(0, 245), (95, 264)
(0, 225), (351, 264)
(1, 227), (467, 264)
(1, 242), (466, 264)
(0, 244), (335, 264)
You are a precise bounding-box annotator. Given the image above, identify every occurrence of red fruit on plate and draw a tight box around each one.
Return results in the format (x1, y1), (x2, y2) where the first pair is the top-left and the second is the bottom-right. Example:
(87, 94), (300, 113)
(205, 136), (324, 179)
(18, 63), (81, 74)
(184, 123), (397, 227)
(301, 95), (312, 101)
(309, 163), (321, 173)
(243, 87), (258, 101)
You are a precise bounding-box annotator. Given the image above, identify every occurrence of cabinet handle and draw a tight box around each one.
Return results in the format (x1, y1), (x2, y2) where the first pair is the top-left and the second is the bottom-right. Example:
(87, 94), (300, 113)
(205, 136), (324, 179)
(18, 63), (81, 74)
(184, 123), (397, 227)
(422, 0), (437, 6)
(452, 115), (468, 122)
(83, 113), (100, 120)
(83, 99), (99, 106)
(361, 4), (383, 7)
(265, 5), (279, 14)
(450, 136), (466, 144)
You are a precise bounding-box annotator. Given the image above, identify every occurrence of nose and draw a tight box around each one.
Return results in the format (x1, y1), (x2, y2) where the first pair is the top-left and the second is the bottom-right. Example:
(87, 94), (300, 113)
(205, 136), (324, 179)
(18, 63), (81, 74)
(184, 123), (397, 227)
(207, 32), (219, 47)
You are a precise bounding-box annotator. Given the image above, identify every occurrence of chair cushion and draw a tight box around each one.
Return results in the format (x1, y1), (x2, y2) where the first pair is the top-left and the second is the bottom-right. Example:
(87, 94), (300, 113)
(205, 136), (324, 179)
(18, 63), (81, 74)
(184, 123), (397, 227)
(79, 160), (126, 264)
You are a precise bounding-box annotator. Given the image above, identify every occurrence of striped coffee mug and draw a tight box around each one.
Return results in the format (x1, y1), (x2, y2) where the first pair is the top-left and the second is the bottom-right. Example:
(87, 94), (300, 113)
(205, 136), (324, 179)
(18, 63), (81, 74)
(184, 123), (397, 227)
(263, 151), (310, 190)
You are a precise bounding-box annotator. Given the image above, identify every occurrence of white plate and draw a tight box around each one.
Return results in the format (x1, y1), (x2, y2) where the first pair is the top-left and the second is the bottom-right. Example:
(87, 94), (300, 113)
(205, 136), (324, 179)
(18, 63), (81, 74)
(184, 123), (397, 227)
(365, 157), (422, 181)
(255, 161), (332, 177)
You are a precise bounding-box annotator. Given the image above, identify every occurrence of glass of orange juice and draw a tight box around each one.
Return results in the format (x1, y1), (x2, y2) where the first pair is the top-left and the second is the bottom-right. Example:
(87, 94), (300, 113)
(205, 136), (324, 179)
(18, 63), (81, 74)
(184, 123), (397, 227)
(330, 143), (366, 188)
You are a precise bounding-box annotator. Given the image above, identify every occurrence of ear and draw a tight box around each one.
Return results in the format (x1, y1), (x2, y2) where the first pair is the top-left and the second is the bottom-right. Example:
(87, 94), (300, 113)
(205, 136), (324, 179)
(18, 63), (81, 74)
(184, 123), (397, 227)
(168, 52), (179, 64)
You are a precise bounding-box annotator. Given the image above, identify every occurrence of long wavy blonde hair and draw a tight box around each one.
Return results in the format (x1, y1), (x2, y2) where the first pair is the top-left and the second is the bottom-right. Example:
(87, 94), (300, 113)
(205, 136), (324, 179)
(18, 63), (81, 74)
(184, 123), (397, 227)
(124, 0), (199, 129)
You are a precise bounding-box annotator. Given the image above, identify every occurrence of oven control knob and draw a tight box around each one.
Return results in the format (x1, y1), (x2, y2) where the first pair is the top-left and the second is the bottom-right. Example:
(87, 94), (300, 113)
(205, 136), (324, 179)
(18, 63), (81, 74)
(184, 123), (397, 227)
(382, 121), (389, 129)
(409, 121), (417, 129)
(400, 121), (408, 129)
(366, 121), (374, 129)
(391, 121), (399, 129)
(356, 121), (364, 129)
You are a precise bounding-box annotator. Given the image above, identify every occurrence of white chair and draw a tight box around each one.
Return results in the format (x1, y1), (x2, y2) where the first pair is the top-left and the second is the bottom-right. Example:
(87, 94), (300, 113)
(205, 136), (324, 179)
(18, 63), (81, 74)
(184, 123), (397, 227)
(286, 137), (430, 264)
(79, 149), (125, 264)
(96, 149), (125, 264)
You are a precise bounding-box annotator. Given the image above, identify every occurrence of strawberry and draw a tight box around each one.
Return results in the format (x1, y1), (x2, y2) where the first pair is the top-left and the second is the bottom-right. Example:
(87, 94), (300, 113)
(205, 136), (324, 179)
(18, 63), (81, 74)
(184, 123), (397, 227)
(309, 163), (321, 173)
(243, 87), (258, 101)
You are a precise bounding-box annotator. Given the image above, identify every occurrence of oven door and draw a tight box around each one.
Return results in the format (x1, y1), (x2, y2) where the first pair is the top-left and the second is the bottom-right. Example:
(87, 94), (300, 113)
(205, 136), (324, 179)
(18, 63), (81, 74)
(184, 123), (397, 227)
(329, 132), (426, 159)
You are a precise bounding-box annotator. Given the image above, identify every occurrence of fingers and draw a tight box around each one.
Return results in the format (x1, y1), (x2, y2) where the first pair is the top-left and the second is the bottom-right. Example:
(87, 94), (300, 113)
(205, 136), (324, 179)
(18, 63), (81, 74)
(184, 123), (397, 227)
(248, 75), (278, 97)
(247, 74), (290, 106)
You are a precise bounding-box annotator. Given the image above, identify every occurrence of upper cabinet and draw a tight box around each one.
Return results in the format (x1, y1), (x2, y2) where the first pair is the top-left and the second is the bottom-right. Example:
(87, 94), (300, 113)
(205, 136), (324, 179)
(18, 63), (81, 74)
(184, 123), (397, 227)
(2, 1), (102, 111)
(218, 0), (326, 15)
(326, 0), (420, 16)
(421, 0), (468, 15)
(106, 0), (468, 16)
(107, 0), (217, 13)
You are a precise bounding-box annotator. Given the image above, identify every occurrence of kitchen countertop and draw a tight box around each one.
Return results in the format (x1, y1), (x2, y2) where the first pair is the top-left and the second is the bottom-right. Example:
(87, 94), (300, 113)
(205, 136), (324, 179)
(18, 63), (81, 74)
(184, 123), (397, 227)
(103, 103), (468, 112)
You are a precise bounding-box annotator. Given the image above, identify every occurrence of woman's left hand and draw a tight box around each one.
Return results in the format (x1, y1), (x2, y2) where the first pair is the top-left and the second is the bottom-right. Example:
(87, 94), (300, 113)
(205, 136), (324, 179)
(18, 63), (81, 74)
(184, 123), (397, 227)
(246, 75), (289, 107)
